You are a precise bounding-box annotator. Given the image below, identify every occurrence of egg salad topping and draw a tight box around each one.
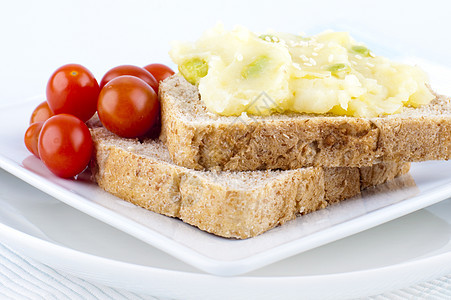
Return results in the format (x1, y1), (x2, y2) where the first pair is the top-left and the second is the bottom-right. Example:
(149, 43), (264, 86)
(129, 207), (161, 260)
(170, 24), (434, 118)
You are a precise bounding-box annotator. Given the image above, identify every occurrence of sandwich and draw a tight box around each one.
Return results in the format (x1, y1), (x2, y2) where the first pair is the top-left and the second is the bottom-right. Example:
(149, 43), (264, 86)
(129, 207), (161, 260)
(90, 122), (409, 238)
(91, 25), (448, 238)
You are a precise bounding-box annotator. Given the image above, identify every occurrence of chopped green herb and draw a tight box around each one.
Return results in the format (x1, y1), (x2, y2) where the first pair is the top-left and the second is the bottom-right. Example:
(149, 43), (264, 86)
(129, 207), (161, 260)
(241, 56), (270, 79)
(178, 58), (208, 85)
(351, 45), (371, 57)
(327, 63), (351, 77)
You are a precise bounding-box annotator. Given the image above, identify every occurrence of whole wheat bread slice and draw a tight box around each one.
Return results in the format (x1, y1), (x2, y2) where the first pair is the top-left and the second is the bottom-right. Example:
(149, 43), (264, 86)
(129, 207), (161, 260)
(160, 75), (451, 171)
(90, 126), (410, 239)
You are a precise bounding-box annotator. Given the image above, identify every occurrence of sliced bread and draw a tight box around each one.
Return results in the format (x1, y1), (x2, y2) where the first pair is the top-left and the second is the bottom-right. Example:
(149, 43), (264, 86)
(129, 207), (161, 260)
(160, 75), (451, 171)
(90, 126), (410, 239)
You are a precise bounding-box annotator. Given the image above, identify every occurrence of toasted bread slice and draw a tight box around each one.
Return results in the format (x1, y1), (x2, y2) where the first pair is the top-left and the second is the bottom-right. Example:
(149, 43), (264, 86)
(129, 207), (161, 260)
(160, 75), (451, 171)
(90, 126), (410, 239)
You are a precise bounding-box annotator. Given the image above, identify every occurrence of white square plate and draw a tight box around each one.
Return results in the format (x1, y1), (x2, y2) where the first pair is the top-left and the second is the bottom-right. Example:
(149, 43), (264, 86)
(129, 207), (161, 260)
(1, 59), (451, 276)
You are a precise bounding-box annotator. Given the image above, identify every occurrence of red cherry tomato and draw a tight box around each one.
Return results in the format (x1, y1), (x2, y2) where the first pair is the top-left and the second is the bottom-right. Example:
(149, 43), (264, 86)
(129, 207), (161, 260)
(143, 63), (174, 84)
(38, 114), (93, 178)
(46, 64), (100, 122)
(97, 76), (159, 138)
(24, 122), (44, 158)
(99, 65), (158, 94)
(30, 101), (54, 124)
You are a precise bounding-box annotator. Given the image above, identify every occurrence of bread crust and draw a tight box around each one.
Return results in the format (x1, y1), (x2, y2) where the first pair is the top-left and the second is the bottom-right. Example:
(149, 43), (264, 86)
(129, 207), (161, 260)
(160, 75), (451, 171)
(91, 127), (410, 239)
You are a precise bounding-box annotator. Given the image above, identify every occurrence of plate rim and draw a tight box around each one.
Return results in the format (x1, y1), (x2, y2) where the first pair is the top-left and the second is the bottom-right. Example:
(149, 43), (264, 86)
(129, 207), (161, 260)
(0, 210), (450, 299)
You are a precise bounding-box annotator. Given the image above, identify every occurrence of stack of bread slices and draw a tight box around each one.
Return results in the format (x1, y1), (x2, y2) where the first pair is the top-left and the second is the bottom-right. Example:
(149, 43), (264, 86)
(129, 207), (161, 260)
(89, 75), (451, 239)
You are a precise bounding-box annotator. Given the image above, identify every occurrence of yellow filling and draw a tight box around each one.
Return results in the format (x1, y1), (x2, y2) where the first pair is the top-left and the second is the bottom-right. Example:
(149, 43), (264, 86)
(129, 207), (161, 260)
(170, 24), (434, 118)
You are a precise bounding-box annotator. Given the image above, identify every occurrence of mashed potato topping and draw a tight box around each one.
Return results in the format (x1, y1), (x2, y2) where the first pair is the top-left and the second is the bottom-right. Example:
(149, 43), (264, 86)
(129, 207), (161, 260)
(170, 24), (434, 117)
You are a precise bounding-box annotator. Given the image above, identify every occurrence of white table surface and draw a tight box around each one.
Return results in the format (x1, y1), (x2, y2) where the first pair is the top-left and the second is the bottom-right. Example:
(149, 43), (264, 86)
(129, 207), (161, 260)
(1, 0), (451, 298)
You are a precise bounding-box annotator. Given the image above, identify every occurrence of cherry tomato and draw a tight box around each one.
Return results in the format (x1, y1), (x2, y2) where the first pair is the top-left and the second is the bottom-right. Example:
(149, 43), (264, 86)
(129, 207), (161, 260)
(38, 114), (93, 178)
(46, 64), (100, 122)
(24, 122), (44, 158)
(99, 65), (158, 94)
(30, 101), (54, 124)
(97, 76), (159, 138)
(143, 63), (175, 84)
